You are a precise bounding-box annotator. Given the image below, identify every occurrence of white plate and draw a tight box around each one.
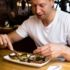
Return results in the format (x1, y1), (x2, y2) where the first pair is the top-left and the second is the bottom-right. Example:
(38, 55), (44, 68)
(3, 53), (51, 67)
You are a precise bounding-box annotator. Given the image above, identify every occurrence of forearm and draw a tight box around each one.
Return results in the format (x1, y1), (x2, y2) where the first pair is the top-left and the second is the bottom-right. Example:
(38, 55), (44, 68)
(62, 46), (70, 61)
(8, 31), (23, 43)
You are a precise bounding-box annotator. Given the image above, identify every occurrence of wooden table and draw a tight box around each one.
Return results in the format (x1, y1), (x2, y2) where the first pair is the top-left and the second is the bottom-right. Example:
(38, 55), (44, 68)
(0, 49), (70, 70)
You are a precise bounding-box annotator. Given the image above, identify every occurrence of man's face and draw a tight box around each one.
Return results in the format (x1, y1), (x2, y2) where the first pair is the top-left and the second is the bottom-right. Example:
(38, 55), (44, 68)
(31, 0), (54, 20)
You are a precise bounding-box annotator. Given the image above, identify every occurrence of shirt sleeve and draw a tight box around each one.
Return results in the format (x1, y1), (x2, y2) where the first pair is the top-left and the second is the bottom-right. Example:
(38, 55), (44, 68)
(16, 20), (28, 38)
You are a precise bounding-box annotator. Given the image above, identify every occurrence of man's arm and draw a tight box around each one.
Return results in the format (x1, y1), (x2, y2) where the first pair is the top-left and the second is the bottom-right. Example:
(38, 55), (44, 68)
(33, 43), (70, 61)
(0, 31), (23, 50)
(8, 31), (23, 43)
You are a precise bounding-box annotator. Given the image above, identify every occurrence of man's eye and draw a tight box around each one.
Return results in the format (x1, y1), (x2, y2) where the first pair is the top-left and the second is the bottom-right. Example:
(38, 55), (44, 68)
(40, 4), (47, 7)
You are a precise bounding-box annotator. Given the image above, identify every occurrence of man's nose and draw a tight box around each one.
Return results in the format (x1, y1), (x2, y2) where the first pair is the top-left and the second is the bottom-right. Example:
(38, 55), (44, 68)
(36, 6), (41, 14)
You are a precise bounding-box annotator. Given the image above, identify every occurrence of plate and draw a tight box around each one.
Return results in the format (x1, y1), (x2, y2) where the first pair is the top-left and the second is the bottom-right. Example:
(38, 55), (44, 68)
(3, 53), (51, 67)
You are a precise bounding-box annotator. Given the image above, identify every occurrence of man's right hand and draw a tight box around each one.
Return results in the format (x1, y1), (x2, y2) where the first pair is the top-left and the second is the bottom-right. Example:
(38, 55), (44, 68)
(0, 34), (14, 50)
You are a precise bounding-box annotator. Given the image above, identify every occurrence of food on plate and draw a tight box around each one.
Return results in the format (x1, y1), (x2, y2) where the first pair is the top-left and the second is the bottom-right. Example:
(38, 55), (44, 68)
(9, 52), (48, 63)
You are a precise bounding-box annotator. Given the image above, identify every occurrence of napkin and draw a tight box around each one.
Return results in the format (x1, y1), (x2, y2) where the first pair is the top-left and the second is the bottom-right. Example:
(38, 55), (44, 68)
(47, 65), (62, 70)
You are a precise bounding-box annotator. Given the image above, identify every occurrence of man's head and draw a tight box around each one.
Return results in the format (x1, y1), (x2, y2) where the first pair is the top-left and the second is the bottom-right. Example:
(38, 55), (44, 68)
(31, 0), (55, 20)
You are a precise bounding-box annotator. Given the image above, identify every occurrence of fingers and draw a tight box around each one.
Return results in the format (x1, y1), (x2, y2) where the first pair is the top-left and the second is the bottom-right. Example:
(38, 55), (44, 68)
(0, 34), (14, 50)
(33, 46), (51, 57)
(0, 34), (7, 48)
(33, 47), (41, 54)
(0, 35), (8, 46)
(33, 43), (64, 59)
(4, 34), (14, 51)
(0, 36), (3, 45)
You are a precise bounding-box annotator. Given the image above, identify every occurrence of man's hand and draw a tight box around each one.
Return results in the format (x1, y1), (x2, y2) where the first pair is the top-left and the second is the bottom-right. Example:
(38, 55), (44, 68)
(0, 34), (14, 50)
(33, 43), (66, 59)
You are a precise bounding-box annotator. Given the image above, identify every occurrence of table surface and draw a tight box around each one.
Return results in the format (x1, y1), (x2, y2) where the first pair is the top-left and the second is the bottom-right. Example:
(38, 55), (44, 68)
(0, 49), (70, 70)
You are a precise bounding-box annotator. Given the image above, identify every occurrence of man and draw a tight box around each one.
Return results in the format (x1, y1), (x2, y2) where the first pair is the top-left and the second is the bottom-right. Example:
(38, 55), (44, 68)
(0, 0), (70, 61)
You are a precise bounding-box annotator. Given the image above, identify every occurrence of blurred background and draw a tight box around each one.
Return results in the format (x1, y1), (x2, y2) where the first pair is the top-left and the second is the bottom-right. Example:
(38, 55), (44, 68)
(0, 0), (70, 28)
